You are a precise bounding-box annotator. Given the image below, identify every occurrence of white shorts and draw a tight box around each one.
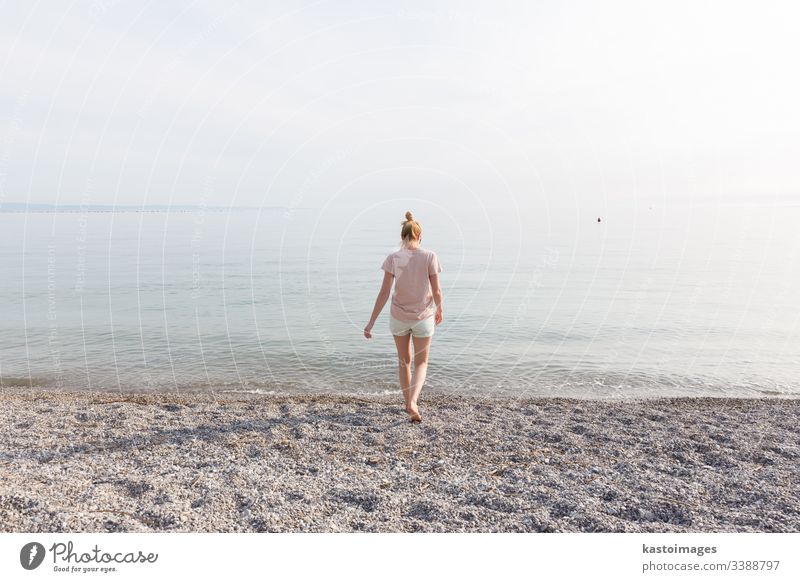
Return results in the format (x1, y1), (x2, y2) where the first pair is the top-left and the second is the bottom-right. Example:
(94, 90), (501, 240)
(389, 315), (435, 338)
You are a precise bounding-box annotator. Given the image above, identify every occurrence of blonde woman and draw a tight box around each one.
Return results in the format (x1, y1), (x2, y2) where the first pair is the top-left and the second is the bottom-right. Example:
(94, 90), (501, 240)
(364, 211), (443, 423)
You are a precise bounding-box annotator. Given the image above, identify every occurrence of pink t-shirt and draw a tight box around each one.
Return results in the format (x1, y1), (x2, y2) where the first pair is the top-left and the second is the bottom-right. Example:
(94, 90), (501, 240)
(381, 247), (442, 321)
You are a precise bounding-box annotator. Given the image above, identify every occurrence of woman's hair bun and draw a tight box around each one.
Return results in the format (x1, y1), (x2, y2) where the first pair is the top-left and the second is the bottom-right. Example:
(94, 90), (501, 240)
(399, 210), (422, 243)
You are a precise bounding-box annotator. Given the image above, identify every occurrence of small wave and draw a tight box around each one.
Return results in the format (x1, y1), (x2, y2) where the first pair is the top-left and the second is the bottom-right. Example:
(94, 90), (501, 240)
(6, 368), (799, 399)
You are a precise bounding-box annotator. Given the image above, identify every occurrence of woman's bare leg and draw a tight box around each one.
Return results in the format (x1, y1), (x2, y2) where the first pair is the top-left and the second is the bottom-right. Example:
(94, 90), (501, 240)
(409, 335), (432, 412)
(392, 333), (413, 411)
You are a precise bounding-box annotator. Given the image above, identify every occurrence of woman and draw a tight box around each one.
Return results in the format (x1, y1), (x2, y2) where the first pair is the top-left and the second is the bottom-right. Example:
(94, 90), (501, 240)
(363, 211), (443, 423)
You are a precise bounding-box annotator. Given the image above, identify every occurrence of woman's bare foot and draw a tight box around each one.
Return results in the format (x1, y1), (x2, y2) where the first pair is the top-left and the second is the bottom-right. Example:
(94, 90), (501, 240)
(406, 402), (422, 423)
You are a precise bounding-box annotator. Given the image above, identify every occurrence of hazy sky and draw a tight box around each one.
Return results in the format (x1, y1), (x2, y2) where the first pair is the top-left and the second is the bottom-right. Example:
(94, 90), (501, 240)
(1, 0), (798, 210)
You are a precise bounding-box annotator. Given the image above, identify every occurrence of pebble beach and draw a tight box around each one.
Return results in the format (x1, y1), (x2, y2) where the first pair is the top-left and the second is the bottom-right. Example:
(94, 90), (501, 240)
(1, 388), (798, 533)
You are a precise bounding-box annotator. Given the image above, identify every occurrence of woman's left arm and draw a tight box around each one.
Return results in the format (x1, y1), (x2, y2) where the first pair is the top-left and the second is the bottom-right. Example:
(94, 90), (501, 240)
(364, 271), (394, 339)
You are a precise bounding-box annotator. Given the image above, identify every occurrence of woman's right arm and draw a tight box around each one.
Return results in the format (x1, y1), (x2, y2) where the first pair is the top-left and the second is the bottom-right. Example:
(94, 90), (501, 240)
(430, 273), (443, 325)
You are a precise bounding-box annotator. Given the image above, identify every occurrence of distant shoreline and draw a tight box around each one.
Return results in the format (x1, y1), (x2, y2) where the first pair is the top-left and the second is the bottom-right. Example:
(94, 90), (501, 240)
(2, 387), (798, 533)
(0, 204), (312, 213)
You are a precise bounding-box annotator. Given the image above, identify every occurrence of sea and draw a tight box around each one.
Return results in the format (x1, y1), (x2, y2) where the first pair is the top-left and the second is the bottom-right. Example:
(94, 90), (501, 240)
(1, 199), (798, 399)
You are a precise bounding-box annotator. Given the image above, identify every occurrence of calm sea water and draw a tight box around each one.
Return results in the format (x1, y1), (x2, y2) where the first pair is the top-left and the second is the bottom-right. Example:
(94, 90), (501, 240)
(1, 201), (798, 398)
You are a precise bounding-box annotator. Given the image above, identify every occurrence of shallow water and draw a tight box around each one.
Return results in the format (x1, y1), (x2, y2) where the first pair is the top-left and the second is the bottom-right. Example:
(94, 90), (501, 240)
(1, 200), (798, 398)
